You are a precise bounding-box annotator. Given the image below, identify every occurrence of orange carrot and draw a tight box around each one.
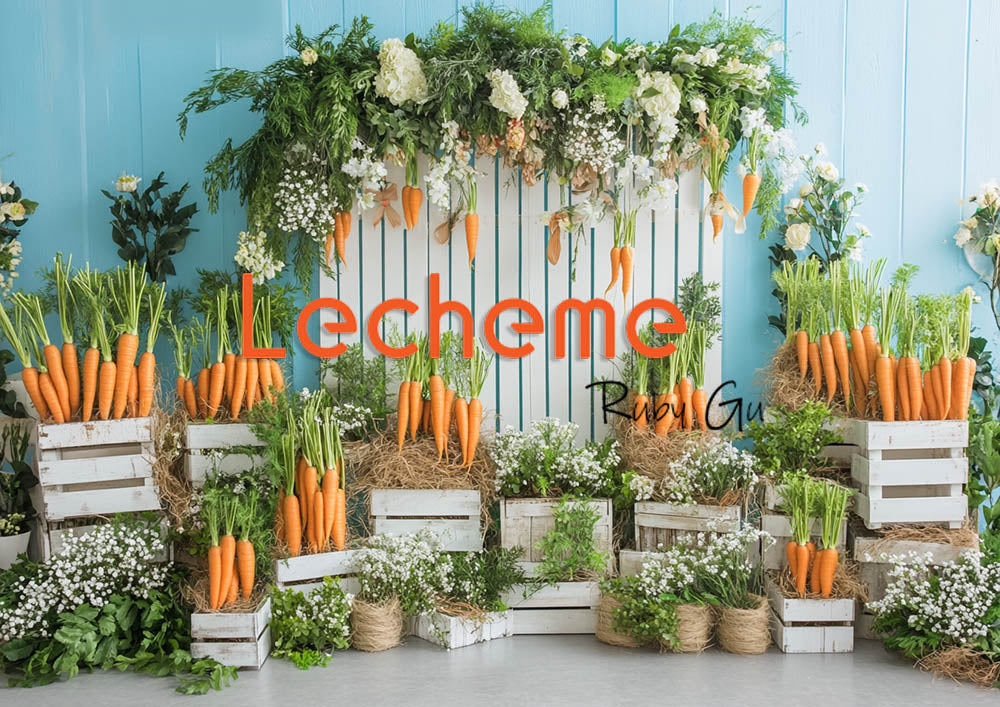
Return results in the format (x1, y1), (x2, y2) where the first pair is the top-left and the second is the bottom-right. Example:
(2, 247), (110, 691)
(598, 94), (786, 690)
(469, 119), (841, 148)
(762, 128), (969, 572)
(81, 348), (99, 422)
(236, 538), (254, 600)
(896, 354), (911, 421)
(401, 184), (413, 230)
(208, 543), (222, 610)
(795, 330), (809, 382)
(333, 487), (347, 551)
(931, 363), (945, 420)
(302, 465), (318, 551)
(692, 388), (707, 430)
(128, 364), (138, 417)
(182, 378), (196, 419)
(820, 333), (837, 403)
(99, 360), (117, 420)
(39, 371), (65, 424)
(862, 324), (877, 386)
(465, 213), (479, 268)
(653, 393), (673, 436)
(741, 173), (762, 219)
(312, 488), (325, 554)
(409, 186), (423, 231)
(679, 377), (694, 430)
(620, 246), (634, 297)
(223, 352), (236, 403)
(397, 380), (411, 450)
(850, 347), (867, 416)
(710, 213), (723, 241)
(604, 247), (621, 296)
(849, 329), (869, 387)
(957, 356), (974, 420)
(21, 368), (49, 422)
(219, 533), (236, 609)
(231, 356), (247, 419)
(270, 360), (285, 393)
(831, 330), (851, 409)
(808, 341), (822, 395)
(442, 388), (455, 459)
(785, 541), (798, 577)
(259, 357), (274, 403)
(421, 397), (431, 435)
(245, 359), (259, 411)
(43, 344), (70, 421)
(323, 466), (337, 541)
(466, 397), (483, 468)
(207, 361), (225, 418)
(795, 543), (810, 596)
(62, 343), (80, 418)
(924, 370), (938, 420)
(137, 351), (155, 418)
(196, 367), (209, 418)
(938, 356), (952, 420)
(429, 372), (445, 459)
(335, 212), (351, 268)
(819, 547), (838, 598)
(875, 355), (895, 422)
(409, 381), (422, 441)
(633, 393), (650, 430)
(905, 357), (922, 421)
(225, 557), (238, 606)
(284, 494), (302, 557)
(455, 397), (469, 466)
(112, 333), (139, 420)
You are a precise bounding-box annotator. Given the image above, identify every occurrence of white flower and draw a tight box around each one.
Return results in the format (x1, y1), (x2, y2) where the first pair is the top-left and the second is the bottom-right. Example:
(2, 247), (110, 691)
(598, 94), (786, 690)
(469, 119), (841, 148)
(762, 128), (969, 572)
(815, 161), (839, 182)
(600, 46), (619, 66)
(689, 96), (708, 114)
(672, 51), (696, 66)
(634, 70), (681, 134)
(975, 178), (1000, 206)
(551, 88), (569, 110)
(694, 46), (719, 67)
(0, 202), (25, 221)
(799, 182), (814, 197)
(486, 68), (528, 119)
(738, 106), (766, 137)
(954, 227), (973, 247)
(374, 38), (428, 106)
(854, 182), (868, 193)
(720, 56), (745, 74)
(234, 230), (286, 283)
(856, 223), (871, 237)
(764, 41), (785, 57)
(785, 197), (803, 214)
(115, 174), (140, 193)
(0, 181), (13, 197)
(300, 47), (318, 66)
(847, 242), (863, 261)
(785, 222), (811, 251)
(814, 142), (827, 156)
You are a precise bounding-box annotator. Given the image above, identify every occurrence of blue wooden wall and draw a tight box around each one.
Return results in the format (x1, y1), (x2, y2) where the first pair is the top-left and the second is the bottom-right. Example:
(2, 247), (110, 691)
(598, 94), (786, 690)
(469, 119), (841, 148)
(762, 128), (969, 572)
(2, 0), (999, 410)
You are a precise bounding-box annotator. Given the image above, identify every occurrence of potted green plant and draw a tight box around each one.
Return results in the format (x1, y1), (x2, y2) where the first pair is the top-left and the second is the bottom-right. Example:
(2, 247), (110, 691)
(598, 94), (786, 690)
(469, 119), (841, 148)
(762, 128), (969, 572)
(0, 422), (34, 569)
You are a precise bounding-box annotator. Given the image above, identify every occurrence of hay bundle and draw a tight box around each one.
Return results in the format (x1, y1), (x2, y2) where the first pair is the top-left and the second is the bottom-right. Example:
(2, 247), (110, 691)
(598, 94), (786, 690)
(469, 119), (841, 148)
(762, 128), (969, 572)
(183, 574), (268, 614)
(717, 595), (770, 654)
(763, 341), (849, 416)
(874, 524), (979, 548)
(772, 561), (868, 602)
(917, 647), (1000, 687)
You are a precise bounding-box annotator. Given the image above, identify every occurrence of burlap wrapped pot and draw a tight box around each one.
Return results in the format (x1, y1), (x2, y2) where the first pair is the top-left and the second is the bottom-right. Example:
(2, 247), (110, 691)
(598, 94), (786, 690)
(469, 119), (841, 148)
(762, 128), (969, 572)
(717, 594), (770, 654)
(351, 596), (403, 652)
(674, 602), (713, 653)
(595, 593), (640, 648)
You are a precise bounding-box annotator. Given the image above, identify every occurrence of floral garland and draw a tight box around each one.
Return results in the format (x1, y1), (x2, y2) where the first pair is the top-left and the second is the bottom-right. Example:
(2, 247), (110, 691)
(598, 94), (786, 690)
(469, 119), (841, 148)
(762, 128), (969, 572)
(179, 7), (802, 289)
(0, 170), (33, 296)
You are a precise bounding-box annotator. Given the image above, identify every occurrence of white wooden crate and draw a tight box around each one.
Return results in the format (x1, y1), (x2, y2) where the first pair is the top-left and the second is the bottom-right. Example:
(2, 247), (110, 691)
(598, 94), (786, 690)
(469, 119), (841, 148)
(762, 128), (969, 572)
(617, 549), (657, 577)
(371, 489), (482, 552)
(411, 610), (513, 649)
(30, 418), (160, 523)
(634, 501), (739, 551)
(500, 497), (613, 574)
(185, 423), (267, 487)
(502, 582), (600, 634)
(766, 578), (854, 653)
(845, 420), (969, 529)
(759, 513), (847, 571)
(274, 548), (363, 595)
(42, 517), (171, 562)
(191, 597), (272, 669)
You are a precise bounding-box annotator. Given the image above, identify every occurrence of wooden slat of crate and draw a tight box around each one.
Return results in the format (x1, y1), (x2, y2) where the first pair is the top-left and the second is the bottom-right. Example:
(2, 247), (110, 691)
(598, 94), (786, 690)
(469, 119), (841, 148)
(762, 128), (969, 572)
(854, 493), (968, 529)
(34, 417), (153, 450)
(766, 578), (854, 653)
(274, 549), (363, 595)
(851, 535), (976, 604)
(502, 582), (599, 635)
(185, 452), (267, 486)
(617, 549), (657, 577)
(634, 501), (739, 552)
(371, 489), (482, 552)
(186, 423), (263, 449)
(760, 514), (846, 571)
(191, 598), (272, 640)
(766, 578), (854, 623)
(845, 419), (968, 452)
(412, 610), (513, 649)
(770, 614), (854, 653)
(185, 423), (267, 487)
(191, 598), (272, 669)
(500, 498), (613, 572)
(853, 455), (967, 487)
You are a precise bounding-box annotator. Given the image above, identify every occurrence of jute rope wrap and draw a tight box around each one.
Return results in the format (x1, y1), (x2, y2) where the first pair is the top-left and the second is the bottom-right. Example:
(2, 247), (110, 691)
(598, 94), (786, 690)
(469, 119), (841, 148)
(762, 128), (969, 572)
(674, 603), (712, 653)
(717, 594), (770, 655)
(595, 594), (640, 648)
(351, 596), (402, 652)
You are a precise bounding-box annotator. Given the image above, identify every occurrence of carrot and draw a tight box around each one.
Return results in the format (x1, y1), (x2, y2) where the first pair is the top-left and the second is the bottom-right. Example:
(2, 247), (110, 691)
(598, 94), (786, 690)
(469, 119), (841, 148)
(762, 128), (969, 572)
(429, 370), (445, 459)
(604, 247), (621, 296)
(22, 368), (49, 421)
(467, 398), (483, 468)
(284, 494), (301, 557)
(96, 360), (115, 420)
(795, 330), (808, 382)
(196, 367), (209, 418)
(207, 361), (225, 419)
(270, 360), (285, 393)
(128, 364), (138, 417)
(808, 541), (819, 595)
(819, 547), (838, 598)
(335, 211), (351, 268)
(312, 487), (325, 553)
(876, 355), (895, 422)
(39, 371), (65, 424)
(710, 213), (723, 241)
(620, 246), (634, 297)
(62, 343), (80, 418)
(223, 352), (236, 403)
(231, 356), (247, 419)
(246, 358), (259, 411)
(691, 388), (706, 430)
(905, 357), (922, 421)
(938, 356), (952, 420)
(741, 173), (762, 220)
(409, 383), (422, 441)
(808, 341), (822, 395)
(225, 557), (238, 606)
(133, 352), (154, 418)
(455, 397), (469, 465)
(820, 333), (837, 403)
(633, 393), (650, 430)
(278, 432), (302, 557)
(465, 213), (479, 268)
(333, 487), (347, 551)
(465, 341), (491, 467)
(669, 384), (683, 432)
(112, 320), (141, 420)
(236, 538), (254, 600)
(43, 344), (71, 421)
(78, 347), (99, 422)
(831, 330), (851, 409)
(302, 465), (318, 551)
(259, 357), (274, 403)
(679, 377), (694, 430)
(15, 294), (70, 420)
(862, 324), (878, 386)
(923, 370), (938, 420)
(323, 468), (337, 541)
(208, 543), (222, 610)
(401, 184), (413, 230)
(850, 347), (867, 416)
(931, 363), (945, 420)
(397, 380), (411, 450)
(53, 255), (79, 417)
(421, 396), (431, 435)
(896, 353), (911, 421)
(442, 388), (455, 459)
(785, 541), (798, 577)
(409, 186), (423, 231)
(849, 329), (869, 386)
(795, 543), (810, 596)
(219, 495), (237, 603)
(653, 393), (672, 436)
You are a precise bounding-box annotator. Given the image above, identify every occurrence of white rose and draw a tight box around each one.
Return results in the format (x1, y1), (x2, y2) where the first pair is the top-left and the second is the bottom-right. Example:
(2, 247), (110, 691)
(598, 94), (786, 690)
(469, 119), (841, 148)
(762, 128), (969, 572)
(600, 46), (618, 66)
(799, 182), (814, 197)
(785, 222), (811, 251)
(115, 174), (140, 193)
(764, 41), (785, 57)
(551, 88), (568, 110)
(300, 47), (318, 66)
(785, 197), (803, 214)
(689, 96), (707, 114)
(815, 161), (839, 182)
(635, 70), (681, 131)
(954, 227), (972, 247)
(814, 142), (827, 156)
(694, 46), (719, 67)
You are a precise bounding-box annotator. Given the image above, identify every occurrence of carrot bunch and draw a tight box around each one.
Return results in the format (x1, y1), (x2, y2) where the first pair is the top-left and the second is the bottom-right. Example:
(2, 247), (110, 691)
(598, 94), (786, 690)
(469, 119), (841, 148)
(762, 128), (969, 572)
(203, 487), (259, 609)
(781, 474), (815, 598)
(605, 209), (635, 298)
(815, 481), (851, 598)
(781, 475), (851, 599)
(326, 209), (353, 268)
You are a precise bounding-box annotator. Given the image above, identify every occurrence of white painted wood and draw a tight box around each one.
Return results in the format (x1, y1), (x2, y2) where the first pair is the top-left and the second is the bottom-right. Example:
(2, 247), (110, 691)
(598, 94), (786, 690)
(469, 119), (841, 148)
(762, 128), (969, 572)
(770, 613), (854, 654)
(274, 549), (363, 585)
(760, 513), (846, 571)
(617, 549), (656, 577)
(851, 536), (976, 564)
(191, 626), (272, 669)
(34, 417), (152, 449)
(852, 455), (967, 486)
(500, 498), (613, 571)
(634, 501), (740, 551)
(766, 579), (854, 623)
(855, 611), (881, 641)
(412, 610), (513, 649)
(191, 598), (271, 640)
(846, 419), (968, 452)
(511, 608), (597, 634)
(185, 452), (267, 486)
(373, 519), (481, 551)
(36, 453), (151, 486)
(503, 581), (600, 609)
(40, 485), (161, 522)
(370, 489), (479, 516)
(185, 423), (264, 449)
(854, 492), (968, 528)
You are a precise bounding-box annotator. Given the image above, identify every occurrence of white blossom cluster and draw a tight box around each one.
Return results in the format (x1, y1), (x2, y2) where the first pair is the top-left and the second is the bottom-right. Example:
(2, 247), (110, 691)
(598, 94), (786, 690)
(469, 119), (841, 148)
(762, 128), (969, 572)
(698, 525), (773, 580)
(492, 417), (620, 495)
(0, 512), (26, 537)
(341, 138), (388, 212)
(424, 121), (476, 211)
(634, 69), (681, 143)
(868, 551), (1000, 647)
(275, 146), (338, 243)
(0, 238), (23, 295)
(287, 578), (353, 640)
(659, 436), (759, 505)
(628, 474), (655, 502)
(0, 522), (169, 641)
(971, 178), (1000, 208)
(562, 110), (626, 176)
(486, 69), (528, 120)
(615, 154), (678, 212)
(114, 173), (141, 193)
(356, 531), (452, 615)
(331, 402), (371, 435)
(234, 229), (285, 284)
(636, 545), (700, 597)
(672, 44), (770, 92)
(374, 38), (428, 106)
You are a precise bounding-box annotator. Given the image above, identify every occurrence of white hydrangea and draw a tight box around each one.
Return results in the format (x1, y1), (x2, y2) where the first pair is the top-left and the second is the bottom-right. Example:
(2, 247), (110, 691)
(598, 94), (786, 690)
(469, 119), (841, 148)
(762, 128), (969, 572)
(486, 68), (528, 120)
(374, 38), (428, 106)
(551, 88), (569, 110)
(689, 96), (708, 114)
(635, 70), (681, 137)
(234, 229), (285, 283)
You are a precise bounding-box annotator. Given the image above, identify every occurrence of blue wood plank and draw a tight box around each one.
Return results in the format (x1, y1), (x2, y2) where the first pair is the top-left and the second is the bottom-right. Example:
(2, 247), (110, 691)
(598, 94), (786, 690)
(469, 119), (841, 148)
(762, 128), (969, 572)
(552, 0), (615, 42)
(671, 0), (727, 29)
(616, 0), (670, 42)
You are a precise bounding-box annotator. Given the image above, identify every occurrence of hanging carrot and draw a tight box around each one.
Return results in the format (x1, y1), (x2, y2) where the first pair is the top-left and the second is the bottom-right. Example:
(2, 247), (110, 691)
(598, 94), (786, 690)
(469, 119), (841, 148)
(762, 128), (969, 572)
(740, 173), (761, 222)
(337, 211), (352, 268)
(401, 184), (413, 231)
(620, 246), (634, 298)
(408, 336), (426, 441)
(465, 176), (478, 268)
(605, 247), (621, 296)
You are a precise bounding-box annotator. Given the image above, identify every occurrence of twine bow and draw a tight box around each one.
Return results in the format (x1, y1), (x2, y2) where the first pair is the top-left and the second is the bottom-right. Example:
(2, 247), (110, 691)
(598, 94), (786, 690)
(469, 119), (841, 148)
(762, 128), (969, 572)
(433, 208), (464, 244)
(369, 184), (402, 229)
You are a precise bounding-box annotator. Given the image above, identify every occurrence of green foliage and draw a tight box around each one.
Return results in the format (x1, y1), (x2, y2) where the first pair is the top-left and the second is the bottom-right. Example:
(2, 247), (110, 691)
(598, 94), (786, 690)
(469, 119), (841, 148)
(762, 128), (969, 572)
(446, 547), (526, 611)
(320, 341), (390, 429)
(101, 172), (199, 283)
(600, 575), (679, 648)
(745, 401), (842, 479)
(969, 395), (1000, 545)
(677, 273), (722, 344)
(0, 421), (35, 533)
(270, 578), (352, 668)
(535, 497), (607, 583)
(0, 177), (38, 242)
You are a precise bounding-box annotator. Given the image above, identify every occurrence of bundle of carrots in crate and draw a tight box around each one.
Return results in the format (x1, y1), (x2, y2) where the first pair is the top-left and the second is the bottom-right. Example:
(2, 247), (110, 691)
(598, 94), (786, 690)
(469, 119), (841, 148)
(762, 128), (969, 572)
(781, 474), (851, 598)
(393, 331), (493, 467)
(774, 258), (976, 422)
(203, 488), (259, 609)
(626, 321), (712, 433)
(171, 286), (284, 421)
(0, 257), (166, 424)
(272, 395), (347, 558)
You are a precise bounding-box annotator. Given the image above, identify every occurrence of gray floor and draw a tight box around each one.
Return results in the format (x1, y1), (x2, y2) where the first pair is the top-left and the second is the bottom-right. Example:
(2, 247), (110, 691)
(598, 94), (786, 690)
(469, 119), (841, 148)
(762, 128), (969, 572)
(4, 637), (996, 706)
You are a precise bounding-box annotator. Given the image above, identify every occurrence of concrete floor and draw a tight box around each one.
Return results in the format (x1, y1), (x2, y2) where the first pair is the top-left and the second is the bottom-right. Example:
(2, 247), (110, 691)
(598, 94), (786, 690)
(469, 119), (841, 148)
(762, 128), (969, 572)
(4, 637), (996, 706)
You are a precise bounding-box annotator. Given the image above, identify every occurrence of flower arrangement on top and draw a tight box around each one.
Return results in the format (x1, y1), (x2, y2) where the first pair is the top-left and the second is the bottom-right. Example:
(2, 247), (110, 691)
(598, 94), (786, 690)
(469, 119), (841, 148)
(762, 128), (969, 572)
(768, 257), (976, 422)
(955, 179), (1000, 332)
(178, 6), (802, 289)
(0, 169), (31, 297)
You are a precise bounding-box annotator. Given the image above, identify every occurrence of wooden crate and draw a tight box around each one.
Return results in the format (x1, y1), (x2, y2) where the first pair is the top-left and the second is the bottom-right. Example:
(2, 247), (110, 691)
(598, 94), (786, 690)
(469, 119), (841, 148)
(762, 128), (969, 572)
(30, 418), (160, 524)
(191, 598), (272, 669)
(370, 489), (482, 552)
(38, 516), (172, 562)
(185, 423), (266, 487)
(845, 420), (968, 529)
(617, 549), (657, 577)
(274, 549), (363, 595)
(759, 513), (847, 571)
(411, 610), (513, 649)
(633, 501), (739, 551)
(502, 582), (600, 634)
(500, 497), (613, 574)
(759, 444), (856, 511)
(766, 578), (854, 653)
